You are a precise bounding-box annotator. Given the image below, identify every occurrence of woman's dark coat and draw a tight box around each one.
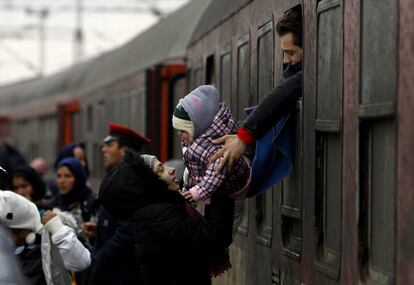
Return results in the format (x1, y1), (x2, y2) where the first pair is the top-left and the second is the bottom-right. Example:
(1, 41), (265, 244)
(99, 151), (234, 285)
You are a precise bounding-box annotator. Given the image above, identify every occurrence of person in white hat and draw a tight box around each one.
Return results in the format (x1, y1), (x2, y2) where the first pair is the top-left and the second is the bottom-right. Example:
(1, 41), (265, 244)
(0, 190), (91, 285)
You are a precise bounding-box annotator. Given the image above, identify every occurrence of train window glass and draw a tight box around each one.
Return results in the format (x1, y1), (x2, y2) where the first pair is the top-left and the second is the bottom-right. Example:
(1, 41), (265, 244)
(137, 87), (147, 135)
(130, 94), (138, 131)
(114, 98), (121, 123)
(281, 99), (303, 260)
(360, 0), (396, 110)
(220, 45), (231, 107)
(256, 191), (273, 247)
(314, 0), (342, 279)
(170, 77), (187, 159)
(187, 68), (192, 91)
(236, 34), (250, 121)
(359, 120), (395, 284)
(87, 105), (93, 133)
(255, 20), (274, 247)
(123, 95), (129, 125)
(193, 64), (202, 89)
(205, 53), (216, 85)
(316, 0), (342, 122)
(257, 21), (274, 102)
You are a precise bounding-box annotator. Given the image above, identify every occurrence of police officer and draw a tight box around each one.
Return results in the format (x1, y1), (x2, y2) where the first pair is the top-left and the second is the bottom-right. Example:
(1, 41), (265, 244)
(85, 123), (150, 284)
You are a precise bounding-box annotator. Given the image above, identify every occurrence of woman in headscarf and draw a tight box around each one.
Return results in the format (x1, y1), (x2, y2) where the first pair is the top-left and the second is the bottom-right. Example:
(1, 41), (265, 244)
(54, 143), (89, 177)
(54, 157), (98, 233)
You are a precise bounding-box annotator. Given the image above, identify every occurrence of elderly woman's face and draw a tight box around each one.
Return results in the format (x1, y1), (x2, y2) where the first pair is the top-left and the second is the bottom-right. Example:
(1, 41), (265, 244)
(153, 159), (180, 191)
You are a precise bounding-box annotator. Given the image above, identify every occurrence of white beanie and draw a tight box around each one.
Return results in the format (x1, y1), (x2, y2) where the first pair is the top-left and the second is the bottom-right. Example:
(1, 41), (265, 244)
(0, 191), (43, 234)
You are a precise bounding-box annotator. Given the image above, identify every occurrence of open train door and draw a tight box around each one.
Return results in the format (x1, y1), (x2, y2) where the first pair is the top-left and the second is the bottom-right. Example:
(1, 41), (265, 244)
(146, 64), (186, 162)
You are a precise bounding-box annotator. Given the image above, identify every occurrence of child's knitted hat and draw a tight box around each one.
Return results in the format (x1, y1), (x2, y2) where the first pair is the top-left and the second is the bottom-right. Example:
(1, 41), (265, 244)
(172, 102), (195, 142)
(177, 85), (220, 139)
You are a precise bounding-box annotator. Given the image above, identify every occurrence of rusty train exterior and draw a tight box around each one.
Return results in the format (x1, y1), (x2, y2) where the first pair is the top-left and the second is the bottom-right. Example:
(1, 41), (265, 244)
(0, 0), (413, 284)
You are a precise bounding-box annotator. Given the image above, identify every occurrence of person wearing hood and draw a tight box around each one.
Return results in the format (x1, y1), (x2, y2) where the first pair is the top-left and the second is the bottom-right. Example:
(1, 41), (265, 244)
(99, 149), (235, 285)
(0, 191), (91, 285)
(53, 157), (98, 234)
(48, 143), (90, 197)
(141, 154), (232, 277)
(55, 143), (89, 177)
(209, 6), (303, 173)
(172, 85), (251, 203)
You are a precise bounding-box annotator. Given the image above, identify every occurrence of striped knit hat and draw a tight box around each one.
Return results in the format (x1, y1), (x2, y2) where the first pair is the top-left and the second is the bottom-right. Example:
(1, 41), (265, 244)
(172, 102), (195, 142)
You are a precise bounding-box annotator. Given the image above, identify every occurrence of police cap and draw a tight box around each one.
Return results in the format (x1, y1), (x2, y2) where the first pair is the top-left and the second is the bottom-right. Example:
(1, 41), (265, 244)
(104, 123), (151, 152)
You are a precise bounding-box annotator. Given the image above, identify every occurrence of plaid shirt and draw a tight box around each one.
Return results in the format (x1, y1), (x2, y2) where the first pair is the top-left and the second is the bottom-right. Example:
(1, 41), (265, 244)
(184, 103), (250, 201)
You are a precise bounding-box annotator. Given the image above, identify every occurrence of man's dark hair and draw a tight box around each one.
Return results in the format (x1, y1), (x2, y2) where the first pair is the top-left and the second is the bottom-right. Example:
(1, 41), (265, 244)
(276, 5), (302, 48)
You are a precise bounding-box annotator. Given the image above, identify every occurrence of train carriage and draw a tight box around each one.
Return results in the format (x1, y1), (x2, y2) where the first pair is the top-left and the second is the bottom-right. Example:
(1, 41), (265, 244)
(186, 0), (414, 284)
(0, 0), (413, 284)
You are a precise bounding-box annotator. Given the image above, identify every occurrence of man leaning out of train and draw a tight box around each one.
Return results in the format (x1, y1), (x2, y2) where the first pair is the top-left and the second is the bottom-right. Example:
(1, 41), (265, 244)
(210, 5), (303, 174)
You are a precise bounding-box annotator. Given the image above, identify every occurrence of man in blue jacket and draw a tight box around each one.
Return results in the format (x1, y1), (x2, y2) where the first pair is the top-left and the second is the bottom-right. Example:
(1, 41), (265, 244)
(210, 6), (303, 173)
(84, 123), (150, 284)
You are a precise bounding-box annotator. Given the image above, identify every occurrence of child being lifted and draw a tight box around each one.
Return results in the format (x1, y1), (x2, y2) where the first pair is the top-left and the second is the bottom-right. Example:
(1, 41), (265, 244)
(172, 85), (250, 205)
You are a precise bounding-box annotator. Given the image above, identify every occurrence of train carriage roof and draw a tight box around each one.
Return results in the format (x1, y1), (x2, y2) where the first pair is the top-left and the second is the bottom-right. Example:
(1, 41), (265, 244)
(81, 0), (210, 94)
(0, 0), (210, 113)
(189, 0), (252, 45)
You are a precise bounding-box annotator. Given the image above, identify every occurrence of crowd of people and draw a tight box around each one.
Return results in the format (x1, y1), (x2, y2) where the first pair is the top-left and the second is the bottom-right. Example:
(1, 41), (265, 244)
(0, 6), (302, 285)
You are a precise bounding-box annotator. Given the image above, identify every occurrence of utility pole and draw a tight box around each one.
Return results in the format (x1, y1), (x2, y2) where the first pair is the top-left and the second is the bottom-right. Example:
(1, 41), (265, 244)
(25, 7), (49, 77)
(74, 0), (83, 62)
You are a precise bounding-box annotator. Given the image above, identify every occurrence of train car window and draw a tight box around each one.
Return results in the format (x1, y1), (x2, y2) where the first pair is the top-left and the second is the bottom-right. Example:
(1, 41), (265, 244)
(122, 94), (129, 126)
(220, 45), (232, 108)
(186, 68), (192, 91)
(235, 33), (250, 237)
(205, 53), (216, 85)
(87, 105), (93, 133)
(236, 34), (250, 122)
(130, 93), (138, 131)
(358, 0), (396, 283)
(255, 20), (274, 247)
(257, 21), (274, 102)
(281, 99), (303, 261)
(136, 87), (147, 136)
(314, 0), (342, 279)
(170, 76), (187, 159)
(192, 60), (203, 90)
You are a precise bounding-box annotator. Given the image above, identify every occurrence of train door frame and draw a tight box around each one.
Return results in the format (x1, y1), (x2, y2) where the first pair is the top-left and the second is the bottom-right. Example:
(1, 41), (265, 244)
(147, 64), (186, 161)
(57, 101), (80, 149)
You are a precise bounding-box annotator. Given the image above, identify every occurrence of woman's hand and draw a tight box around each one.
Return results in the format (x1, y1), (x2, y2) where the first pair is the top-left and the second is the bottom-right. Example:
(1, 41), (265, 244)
(41, 210), (57, 225)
